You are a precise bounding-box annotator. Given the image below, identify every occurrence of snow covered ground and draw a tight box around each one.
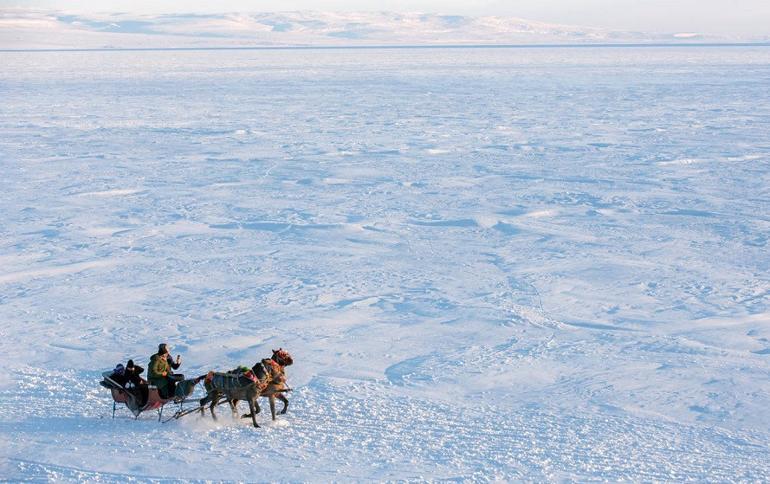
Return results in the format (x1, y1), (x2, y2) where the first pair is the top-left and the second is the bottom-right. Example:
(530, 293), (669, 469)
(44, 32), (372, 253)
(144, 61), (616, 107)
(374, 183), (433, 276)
(0, 46), (769, 481)
(0, 9), (747, 50)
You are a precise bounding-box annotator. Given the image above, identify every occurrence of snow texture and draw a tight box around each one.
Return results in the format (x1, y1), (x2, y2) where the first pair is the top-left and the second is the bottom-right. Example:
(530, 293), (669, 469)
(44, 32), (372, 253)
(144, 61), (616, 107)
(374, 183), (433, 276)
(0, 46), (769, 481)
(0, 9), (750, 50)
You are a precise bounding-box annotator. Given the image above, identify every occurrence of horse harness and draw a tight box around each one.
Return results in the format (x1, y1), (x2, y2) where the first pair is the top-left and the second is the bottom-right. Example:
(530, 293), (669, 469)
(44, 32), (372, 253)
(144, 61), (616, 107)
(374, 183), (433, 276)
(205, 361), (271, 392)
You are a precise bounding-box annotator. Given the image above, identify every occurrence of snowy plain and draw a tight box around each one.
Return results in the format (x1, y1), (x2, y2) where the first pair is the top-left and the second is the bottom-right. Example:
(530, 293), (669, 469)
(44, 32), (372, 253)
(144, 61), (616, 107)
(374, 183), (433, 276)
(0, 9), (745, 50)
(0, 45), (769, 481)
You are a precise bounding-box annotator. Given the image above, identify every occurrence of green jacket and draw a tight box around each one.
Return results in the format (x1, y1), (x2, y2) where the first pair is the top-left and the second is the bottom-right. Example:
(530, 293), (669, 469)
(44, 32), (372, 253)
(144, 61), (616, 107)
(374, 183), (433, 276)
(148, 353), (170, 390)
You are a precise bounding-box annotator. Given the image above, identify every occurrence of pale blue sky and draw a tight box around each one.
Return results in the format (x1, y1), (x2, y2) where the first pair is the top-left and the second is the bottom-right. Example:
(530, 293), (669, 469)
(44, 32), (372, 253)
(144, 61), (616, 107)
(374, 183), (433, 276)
(3, 0), (769, 35)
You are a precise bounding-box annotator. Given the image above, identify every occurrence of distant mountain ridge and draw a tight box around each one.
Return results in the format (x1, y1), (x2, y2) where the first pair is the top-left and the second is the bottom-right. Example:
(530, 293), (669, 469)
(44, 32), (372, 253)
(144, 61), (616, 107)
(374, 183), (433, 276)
(0, 9), (753, 50)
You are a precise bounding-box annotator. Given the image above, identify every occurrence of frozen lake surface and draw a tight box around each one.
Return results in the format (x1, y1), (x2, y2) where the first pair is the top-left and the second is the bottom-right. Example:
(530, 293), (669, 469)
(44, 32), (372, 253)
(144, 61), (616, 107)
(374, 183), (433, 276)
(1, 46), (769, 481)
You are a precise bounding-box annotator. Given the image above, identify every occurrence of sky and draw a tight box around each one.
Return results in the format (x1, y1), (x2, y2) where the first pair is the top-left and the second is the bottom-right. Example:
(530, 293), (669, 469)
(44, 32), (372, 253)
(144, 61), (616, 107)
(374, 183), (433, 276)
(1, 0), (769, 36)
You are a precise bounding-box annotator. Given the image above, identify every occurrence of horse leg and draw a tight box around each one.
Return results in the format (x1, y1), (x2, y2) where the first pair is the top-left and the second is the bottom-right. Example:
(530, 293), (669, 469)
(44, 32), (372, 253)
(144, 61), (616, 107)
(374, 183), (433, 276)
(277, 394), (289, 414)
(228, 399), (238, 419)
(199, 393), (211, 416)
(247, 398), (260, 428)
(209, 397), (218, 421)
(241, 399), (261, 419)
(269, 395), (277, 421)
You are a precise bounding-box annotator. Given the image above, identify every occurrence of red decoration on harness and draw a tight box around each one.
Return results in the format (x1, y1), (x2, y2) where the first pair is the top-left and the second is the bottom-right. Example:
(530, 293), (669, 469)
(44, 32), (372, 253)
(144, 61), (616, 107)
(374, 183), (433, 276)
(264, 359), (281, 373)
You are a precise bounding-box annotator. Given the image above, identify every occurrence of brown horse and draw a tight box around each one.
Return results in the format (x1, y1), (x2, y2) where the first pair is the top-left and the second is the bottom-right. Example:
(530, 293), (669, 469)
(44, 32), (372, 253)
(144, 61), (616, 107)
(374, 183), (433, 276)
(236, 348), (294, 421)
(198, 361), (272, 428)
(261, 348), (294, 419)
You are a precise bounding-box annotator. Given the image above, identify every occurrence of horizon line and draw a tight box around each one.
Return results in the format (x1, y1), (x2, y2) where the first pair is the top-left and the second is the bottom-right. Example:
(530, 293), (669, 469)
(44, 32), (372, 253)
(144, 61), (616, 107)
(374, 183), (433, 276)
(3, 41), (770, 53)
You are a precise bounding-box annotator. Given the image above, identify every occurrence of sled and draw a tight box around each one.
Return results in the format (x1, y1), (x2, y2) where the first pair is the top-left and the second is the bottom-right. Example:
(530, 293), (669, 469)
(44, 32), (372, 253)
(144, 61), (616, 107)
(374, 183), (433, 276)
(100, 371), (199, 422)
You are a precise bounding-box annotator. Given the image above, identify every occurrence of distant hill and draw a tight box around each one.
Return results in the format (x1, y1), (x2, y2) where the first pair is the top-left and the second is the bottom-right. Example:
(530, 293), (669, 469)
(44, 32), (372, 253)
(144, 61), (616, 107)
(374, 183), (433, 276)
(0, 9), (748, 50)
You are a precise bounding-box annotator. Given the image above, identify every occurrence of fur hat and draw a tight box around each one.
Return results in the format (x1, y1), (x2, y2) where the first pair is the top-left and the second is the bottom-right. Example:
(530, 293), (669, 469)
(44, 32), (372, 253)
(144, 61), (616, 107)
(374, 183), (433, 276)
(158, 343), (169, 355)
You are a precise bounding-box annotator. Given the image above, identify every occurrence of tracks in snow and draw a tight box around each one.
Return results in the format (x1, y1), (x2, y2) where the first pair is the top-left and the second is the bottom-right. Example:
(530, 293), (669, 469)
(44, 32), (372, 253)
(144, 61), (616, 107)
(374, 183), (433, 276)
(2, 371), (767, 481)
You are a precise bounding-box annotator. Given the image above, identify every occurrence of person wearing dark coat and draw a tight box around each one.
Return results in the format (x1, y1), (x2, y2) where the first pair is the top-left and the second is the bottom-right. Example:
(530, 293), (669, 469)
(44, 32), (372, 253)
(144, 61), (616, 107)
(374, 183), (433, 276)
(110, 360), (145, 387)
(125, 359), (146, 386)
(109, 359), (148, 408)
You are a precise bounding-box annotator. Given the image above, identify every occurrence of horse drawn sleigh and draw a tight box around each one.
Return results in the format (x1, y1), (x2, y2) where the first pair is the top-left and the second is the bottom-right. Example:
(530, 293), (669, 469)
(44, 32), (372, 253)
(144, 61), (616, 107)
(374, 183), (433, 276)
(99, 371), (200, 421)
(100, 349), (293, 428)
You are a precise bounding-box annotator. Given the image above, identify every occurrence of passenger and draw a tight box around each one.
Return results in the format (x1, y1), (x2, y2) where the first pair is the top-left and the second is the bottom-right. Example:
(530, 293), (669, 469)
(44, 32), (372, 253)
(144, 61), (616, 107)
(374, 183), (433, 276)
(108, 363), (128, 386)
(125, 359), (146, 386)
(109, 360), (143, 386)
(125, 359), (148, 406)
(160, 343), (183, 374)
(108, 360), (148, 408)
(148, 343), (183, 399)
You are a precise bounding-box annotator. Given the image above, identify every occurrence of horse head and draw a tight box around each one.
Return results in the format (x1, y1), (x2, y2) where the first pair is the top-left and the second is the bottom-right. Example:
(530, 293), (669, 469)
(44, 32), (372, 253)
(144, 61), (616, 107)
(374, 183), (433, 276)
(272, 348), (294, 367)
